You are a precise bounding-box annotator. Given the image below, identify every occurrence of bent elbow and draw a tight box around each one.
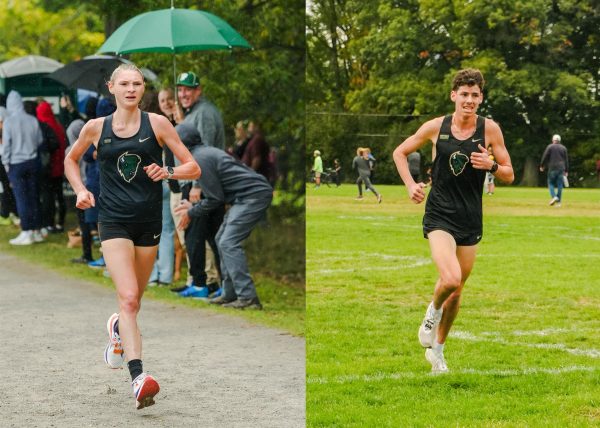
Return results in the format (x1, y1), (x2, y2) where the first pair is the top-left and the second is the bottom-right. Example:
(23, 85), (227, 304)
(194, 165), (201, 179)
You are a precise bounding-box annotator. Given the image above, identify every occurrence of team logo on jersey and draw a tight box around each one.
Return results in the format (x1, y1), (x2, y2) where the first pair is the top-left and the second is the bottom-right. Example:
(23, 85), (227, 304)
(117, 151), (141, 183)
(449, 151), (469, 176)
(439, 134), (449, 140)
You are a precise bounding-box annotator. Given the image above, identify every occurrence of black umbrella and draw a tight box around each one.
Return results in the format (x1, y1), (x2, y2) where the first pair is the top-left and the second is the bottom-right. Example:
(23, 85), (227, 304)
(47, 55), (156, 96)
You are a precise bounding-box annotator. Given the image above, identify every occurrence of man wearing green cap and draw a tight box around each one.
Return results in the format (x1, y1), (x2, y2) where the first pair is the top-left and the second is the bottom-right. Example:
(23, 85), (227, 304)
(176, 71), (226, 296)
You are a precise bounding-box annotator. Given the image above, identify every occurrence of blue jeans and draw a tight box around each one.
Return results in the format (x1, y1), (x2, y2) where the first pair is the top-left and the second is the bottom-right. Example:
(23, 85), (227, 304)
(547, 169), (564, 202)
(8, 159), (40, 231)
(216, 194), (272, 300)
(150, 182), (175, 283)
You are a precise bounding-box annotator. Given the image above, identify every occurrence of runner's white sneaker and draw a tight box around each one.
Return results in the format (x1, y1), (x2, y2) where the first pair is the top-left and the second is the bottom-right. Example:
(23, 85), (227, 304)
(425, 348), (448, 373)
(132, 373), (160, 410)
(418, 302), (442, 348)
(103, 313), (124, 369)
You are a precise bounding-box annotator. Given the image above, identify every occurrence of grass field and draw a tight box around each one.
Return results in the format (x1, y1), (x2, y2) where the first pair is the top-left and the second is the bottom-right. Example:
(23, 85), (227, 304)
(307, 184), (600, 427)
(0, 210), (304, 336)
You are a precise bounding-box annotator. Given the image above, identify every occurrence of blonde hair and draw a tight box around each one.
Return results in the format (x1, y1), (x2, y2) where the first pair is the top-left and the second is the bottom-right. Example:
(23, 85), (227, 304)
(109, 63), (145, 84)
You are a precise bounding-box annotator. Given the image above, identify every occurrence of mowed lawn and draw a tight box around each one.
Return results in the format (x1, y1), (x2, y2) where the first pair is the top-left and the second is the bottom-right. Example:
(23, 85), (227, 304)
(307, 184), (600, 427)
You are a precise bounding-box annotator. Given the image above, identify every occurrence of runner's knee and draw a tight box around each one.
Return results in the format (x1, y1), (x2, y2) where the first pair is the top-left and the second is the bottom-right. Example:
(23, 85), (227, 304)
(119, 293), (141, 314)
(439, 271), (461, 293)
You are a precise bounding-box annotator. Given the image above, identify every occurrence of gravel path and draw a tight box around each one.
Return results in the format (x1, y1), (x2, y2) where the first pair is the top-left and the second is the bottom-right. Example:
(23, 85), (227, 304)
(0, 251), (305, 427)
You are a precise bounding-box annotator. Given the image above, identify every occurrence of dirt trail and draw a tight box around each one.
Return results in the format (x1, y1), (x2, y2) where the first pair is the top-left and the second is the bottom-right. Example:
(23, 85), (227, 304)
(0, 252), (305, 427)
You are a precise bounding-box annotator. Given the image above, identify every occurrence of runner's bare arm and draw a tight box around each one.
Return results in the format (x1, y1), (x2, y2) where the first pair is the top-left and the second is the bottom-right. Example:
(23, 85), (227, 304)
(470, 119), (514, 184)
(393, 117), (442, 203)
(146, 114), (201, 182)
(64, 119), (103, 209)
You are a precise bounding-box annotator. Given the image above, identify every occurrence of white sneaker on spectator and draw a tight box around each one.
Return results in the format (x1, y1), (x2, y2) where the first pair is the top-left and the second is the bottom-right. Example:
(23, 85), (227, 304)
(9, 231), (33, 245)
(33, 230), (45, 243)
(549, 196), (559, 206)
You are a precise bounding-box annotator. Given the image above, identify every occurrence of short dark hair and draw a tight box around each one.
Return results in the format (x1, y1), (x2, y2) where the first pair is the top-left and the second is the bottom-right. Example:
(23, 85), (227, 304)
(452, 68), (485, 91)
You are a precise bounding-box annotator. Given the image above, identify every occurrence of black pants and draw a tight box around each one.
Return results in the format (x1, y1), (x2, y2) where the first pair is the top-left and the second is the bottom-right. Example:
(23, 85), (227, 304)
(40, 176), (66, 228)
(0, 158), (17, 218)
(77, 208), (94, 261)
(184, 205), (225, 286)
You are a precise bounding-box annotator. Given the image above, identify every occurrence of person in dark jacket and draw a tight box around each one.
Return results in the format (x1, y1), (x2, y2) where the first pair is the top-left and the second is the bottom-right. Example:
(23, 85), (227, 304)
(539, 134), (569, 206)
(174, 123), (272, 310)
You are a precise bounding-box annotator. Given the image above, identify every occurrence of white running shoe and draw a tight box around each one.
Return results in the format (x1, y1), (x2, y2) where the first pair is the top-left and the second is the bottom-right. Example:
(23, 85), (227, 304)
(549, 196), (559, 206)
(103, 313), (124, 369)
(132, 373), (160, 410)
(9, 231), (33, 245)
(418, 302), (442, 348)
(425, 348), (448, 373)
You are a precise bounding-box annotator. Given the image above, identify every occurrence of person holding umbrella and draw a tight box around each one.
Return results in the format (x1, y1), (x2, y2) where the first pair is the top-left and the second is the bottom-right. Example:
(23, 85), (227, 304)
(64, 63), (200, 409)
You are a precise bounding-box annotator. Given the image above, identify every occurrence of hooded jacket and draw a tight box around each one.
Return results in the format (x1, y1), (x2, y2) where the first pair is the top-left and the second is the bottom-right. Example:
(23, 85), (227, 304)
(36, 101), (66, 178)
(1, 91), (43, 167)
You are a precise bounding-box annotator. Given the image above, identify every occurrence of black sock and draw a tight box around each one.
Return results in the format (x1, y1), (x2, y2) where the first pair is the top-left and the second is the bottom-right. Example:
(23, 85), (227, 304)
(128, 359), (143, 381)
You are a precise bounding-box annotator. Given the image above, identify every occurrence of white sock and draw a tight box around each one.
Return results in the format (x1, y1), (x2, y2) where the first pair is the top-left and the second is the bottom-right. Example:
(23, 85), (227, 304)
(433, 341), (444, 353)
(432, 302), (443, 315)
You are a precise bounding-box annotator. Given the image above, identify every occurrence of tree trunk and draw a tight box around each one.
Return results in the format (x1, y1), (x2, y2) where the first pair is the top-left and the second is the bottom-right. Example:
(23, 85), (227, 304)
(519, 156), (540, 187)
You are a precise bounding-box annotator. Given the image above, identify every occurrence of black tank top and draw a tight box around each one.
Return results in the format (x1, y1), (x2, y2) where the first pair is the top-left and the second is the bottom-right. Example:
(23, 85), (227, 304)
(97, 111), (163, 223)
(423, 115), (486, 233)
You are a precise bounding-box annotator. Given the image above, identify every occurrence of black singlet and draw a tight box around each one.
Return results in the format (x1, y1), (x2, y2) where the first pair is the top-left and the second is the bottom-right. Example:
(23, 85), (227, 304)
(97, 111), (163, 223)
(423, 114), (486, 234)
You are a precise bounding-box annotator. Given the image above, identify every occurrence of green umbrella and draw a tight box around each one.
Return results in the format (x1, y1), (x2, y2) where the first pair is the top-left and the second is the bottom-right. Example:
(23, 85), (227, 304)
(97, 7), (251, 87)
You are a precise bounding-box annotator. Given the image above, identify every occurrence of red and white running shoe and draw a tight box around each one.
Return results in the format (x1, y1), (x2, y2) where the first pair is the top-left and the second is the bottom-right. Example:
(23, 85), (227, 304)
(103, 313), (124, 369)
(132, 373), (160, 410)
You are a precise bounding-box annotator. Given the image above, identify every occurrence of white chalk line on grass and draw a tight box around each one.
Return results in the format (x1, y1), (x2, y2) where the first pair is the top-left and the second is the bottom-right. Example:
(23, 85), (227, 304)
(307, 365), (599, 385)
(309, 255), (431, 274)
(452, 330), (600, 359)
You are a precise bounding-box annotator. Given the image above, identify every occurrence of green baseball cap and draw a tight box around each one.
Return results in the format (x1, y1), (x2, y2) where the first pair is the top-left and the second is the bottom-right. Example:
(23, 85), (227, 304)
(176, 71), (200, 87)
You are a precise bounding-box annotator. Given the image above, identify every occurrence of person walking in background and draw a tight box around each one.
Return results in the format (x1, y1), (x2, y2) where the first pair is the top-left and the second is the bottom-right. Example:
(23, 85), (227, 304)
(539, 134), (568, 207)
(1, 91), (44, 245)
(36, 100), (67, 233)
(64, 64), (200, 409)
(174, 123), (272, 310)
(312, 149), (323, 188)
(353, 147), (382, 203)
(393, 68), (514, 373)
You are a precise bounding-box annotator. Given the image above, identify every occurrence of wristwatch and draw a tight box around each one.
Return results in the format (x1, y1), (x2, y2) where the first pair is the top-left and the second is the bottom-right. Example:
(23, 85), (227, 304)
(166, 166), (174, 179)
(488, 161), (499, 174)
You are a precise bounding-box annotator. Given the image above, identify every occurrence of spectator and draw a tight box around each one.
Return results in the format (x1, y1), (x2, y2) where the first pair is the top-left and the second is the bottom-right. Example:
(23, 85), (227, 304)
(312, 150), (322, 188)
(67, 97), (102, 264)
(539, 134), (568, 207)
(0, 93), (18, 226)
(1, 91), (44, 245)
(176, 71), (224, 292)
(332, 158), (342, 187)
(174, 123), (272, 309)
(242, 120), (271, 182)
(231, 120), (250, 160)
(36, 100), (67, 233)
(407, 151), (421, 182)
(58, 93), (82, 129)
(353, 147), (382, 203)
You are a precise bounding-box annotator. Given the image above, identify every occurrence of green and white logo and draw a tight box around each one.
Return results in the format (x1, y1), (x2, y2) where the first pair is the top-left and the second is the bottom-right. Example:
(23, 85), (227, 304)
(449, 151), (469, 176)
(117, 151), (141, 183)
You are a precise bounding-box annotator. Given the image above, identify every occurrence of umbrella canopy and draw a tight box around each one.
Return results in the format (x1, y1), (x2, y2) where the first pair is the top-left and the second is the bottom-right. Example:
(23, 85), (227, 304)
(47, 55), (157, 96)
(98, 8), (251, 55)
(0, 55), (63, 78)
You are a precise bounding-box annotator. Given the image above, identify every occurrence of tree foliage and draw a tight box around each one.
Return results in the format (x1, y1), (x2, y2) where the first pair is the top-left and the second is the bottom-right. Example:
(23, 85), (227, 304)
(307, 0), (600, 187)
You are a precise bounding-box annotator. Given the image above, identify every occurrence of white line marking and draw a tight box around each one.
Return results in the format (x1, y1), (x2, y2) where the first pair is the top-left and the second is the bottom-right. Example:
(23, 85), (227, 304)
(451, 330), (600, 359)
(307, 365), (599, 384)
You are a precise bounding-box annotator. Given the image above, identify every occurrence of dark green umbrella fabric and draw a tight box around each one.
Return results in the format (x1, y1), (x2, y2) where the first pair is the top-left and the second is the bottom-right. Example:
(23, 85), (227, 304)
(98, 8), (251, 54)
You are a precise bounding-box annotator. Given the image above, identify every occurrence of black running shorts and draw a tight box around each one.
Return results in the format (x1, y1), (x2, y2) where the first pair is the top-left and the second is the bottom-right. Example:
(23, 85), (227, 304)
(423, 226), (482, 246)
(98, 221), (162, 247)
